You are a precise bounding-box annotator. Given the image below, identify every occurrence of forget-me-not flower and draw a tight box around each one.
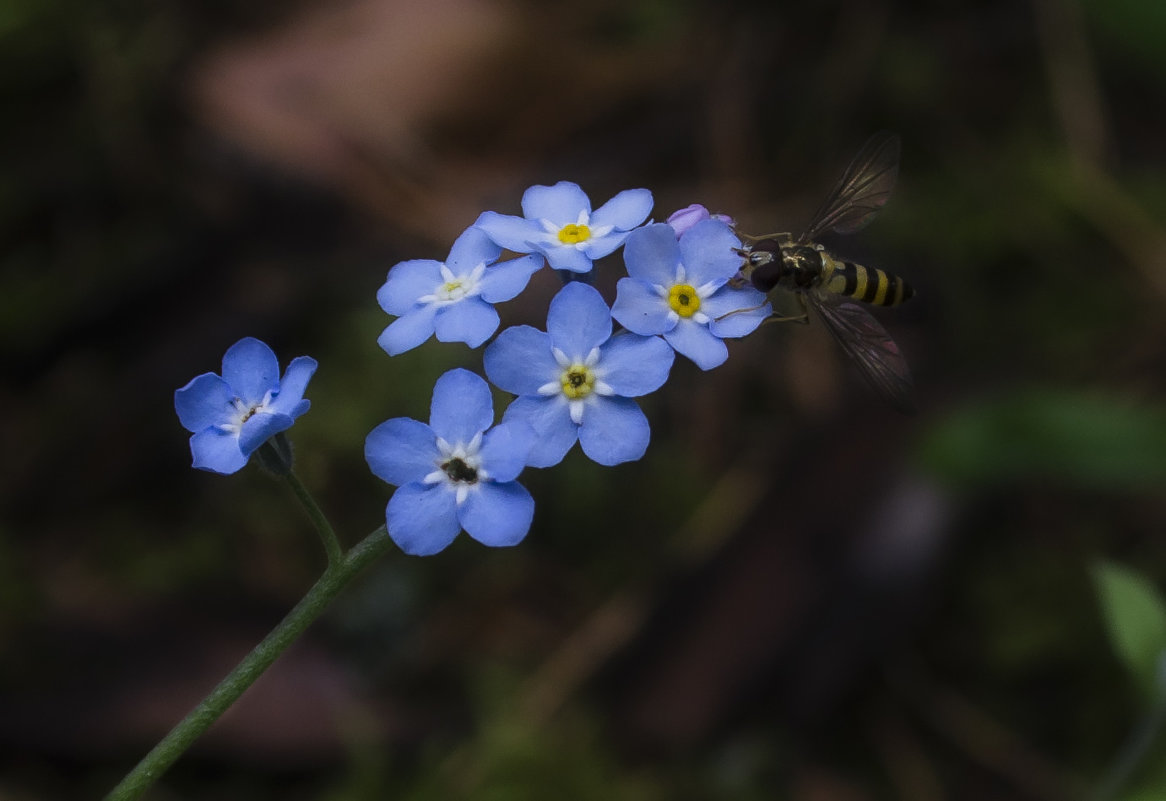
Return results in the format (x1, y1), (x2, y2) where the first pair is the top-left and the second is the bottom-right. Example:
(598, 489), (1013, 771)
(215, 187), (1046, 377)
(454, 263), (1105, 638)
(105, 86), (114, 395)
(175, 337), (317, 474)
(484, 282), (674, 467)
(377, 226), (542, 356)
(365, 369), (537, 556)
(611, 220), (771, 371)
(474, 181), (653, 274)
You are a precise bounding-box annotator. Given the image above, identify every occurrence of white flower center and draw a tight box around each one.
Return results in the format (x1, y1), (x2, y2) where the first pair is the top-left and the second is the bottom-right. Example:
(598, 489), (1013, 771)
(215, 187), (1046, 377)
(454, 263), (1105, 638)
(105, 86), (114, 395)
(423, 431), (487, 505)
(419, 263), (487, 306)
(222, 392), (274, 434)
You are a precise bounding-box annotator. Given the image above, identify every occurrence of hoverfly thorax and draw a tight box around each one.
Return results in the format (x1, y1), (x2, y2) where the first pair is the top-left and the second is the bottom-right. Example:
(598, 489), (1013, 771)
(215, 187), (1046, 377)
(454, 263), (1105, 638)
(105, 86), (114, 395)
(736, 237), (824, 294)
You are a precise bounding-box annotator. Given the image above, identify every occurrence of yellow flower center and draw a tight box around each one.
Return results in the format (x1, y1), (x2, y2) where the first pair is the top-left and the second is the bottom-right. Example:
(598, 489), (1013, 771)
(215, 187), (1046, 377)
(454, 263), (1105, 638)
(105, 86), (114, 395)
(557, 223), (591, 245)
(560, 364), (596, 399)
(441, 278), (467, 299)
(668, 284), (701, 318)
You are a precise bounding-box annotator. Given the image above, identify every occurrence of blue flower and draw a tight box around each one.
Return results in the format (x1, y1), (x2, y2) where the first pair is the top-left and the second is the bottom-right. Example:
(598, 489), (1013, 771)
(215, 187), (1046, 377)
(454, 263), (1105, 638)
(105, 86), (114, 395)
(611, 220), (771, 371)
(175, 337), (317, 474)
(365, 369), (537, 556)
(474, 181), (653, 274)
(377, 226), (542, 355)
(484, 282), (674, 467)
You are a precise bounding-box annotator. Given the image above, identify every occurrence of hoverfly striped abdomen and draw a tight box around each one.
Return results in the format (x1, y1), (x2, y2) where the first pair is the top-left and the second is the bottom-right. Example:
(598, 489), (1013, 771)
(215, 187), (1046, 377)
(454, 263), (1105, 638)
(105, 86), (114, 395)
(824, 259), (914, 307)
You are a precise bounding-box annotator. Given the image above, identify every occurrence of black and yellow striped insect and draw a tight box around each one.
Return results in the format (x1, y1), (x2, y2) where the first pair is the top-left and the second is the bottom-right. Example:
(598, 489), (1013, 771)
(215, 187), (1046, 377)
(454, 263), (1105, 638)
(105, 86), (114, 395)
(731, 131), (916, 413)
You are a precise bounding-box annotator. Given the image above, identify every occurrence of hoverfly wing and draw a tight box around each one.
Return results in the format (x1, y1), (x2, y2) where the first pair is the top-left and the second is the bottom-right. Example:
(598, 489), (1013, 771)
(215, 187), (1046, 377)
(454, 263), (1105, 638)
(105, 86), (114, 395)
(801, 132), (901, 242)
(808, 292), (916, 414)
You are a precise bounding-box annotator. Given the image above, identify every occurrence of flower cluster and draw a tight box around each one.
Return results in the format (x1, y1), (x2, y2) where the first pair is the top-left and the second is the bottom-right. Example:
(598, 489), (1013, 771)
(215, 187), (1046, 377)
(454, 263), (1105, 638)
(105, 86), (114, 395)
(175, 183), (772, 555)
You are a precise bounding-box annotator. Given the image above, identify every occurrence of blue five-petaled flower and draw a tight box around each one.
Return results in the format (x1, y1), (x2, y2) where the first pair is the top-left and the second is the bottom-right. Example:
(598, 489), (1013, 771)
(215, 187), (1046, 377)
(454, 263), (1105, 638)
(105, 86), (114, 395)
(365, 369), (537, 556)
(474, 181), (653, 274)
(376, 226), (543, 356)
(175, 337), (317, 475)
(611, 220), (772, 370)
(484, 282), (674, 468)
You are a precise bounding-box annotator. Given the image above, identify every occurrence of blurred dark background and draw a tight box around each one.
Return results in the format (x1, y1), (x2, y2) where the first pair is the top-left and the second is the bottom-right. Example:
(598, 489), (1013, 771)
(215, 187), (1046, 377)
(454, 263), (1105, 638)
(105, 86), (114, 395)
(3, 0), (1166, 798)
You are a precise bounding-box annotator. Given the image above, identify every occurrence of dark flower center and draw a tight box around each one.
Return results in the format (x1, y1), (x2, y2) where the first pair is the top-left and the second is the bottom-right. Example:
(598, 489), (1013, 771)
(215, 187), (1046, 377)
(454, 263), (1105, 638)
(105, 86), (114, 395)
(443, 457), (478, 484)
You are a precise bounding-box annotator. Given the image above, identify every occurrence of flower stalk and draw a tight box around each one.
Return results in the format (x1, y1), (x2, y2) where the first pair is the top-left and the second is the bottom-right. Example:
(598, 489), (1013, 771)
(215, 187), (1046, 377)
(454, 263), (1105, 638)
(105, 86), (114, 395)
(275, 454), (343, 566)
(104, 524), (394, 801)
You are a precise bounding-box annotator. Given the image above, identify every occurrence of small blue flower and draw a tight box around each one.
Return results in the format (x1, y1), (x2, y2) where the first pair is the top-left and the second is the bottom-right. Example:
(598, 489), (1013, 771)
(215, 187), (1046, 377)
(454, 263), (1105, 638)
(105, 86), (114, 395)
(175, 337), (317, 474)
(474, 181), (653, 274)
(377, 226), (542, 355)
(611, 220), (771, 371)
(365, 369), (537, 556)
(484, 282), (674, 467)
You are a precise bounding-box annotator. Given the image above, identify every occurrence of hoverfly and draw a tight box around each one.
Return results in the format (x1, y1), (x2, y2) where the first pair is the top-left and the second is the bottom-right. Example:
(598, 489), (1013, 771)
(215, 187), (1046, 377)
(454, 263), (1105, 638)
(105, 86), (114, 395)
(730, 131), (916, 413)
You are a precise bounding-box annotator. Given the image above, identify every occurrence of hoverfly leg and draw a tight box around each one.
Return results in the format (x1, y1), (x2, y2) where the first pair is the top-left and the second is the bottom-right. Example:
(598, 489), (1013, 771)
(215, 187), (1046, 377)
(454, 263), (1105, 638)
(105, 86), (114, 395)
(761, 293), (810, 326)
(715, 302), (768, 322)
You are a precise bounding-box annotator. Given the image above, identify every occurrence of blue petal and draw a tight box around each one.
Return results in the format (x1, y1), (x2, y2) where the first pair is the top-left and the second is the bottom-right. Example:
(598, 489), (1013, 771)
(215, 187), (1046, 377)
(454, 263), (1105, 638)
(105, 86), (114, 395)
(546, 282), (611, 357)
(664, 319), (729, 370)
(678, 219), (743, 285)
(175, 373), (234, 432)
(446, 226), (502, 275)
(705, 287), (772, 338)
(478, 254), (543, 303)
(484, 326), (558, 395)
(377, 260), (443, 315)
(596, 332), (674, 396)
(190, 428), (248, 475)
(543, 245), (594, 273)
(434, 298), (499, 348)
(459, 481), (534, 548)
(611, 277), (673, 336)
(479, 420), (535, 483)
(377, 305), (438, 356)
(284, 399), (310, 419)
(622, 223), (681, 284)
(501, 394), (578, 468)
(521, 181), (590, 223)
(387, 483), (461, 556)
(221, 337), (280, 405)
(267, 356), (317, 417)
(238, 411), (294, 455)
(590, 188), (653, 231)
(429, 369), (494, 444)
(579, 230), (632, 260)
(577, 396), (651, 465)
(474, 211), (543, 253)
(365, 417), (440, 486)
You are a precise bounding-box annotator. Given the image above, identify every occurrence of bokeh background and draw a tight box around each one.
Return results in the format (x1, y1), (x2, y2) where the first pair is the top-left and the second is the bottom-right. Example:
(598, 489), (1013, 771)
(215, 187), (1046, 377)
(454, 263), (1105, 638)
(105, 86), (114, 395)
(3, 0), (1166, 798)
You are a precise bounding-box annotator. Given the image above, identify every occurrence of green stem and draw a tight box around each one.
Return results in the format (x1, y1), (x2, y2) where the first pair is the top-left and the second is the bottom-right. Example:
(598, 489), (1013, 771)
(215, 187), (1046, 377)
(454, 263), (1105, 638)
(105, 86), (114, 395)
(103, 524), (394, 801)
(284, 469), (343, 566)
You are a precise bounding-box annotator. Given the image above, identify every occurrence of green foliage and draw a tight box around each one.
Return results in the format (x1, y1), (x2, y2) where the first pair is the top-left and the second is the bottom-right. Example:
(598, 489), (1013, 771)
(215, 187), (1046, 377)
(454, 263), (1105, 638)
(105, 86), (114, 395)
(1092, 562), (1166, 703)
(1082, 0), (1166, 82)
(1120, 752), (1166, 801)
(916, 389), (1166, 491)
